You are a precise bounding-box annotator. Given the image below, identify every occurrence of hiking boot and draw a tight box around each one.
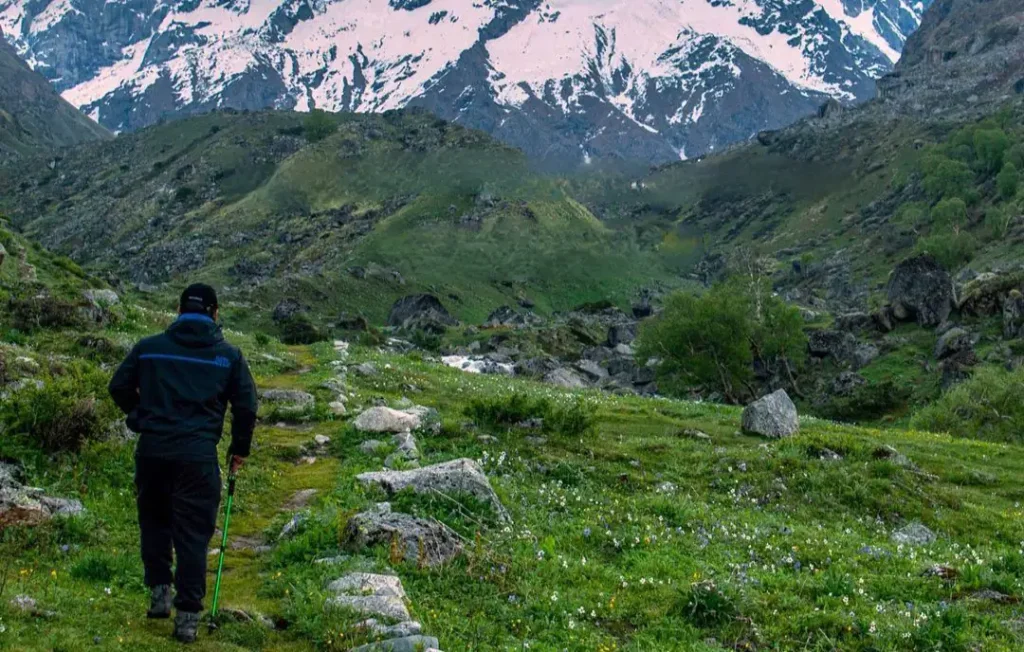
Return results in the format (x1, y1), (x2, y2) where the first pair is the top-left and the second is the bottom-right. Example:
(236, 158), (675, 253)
(147, 584), (172, 619)
(173, 611), (201, 644)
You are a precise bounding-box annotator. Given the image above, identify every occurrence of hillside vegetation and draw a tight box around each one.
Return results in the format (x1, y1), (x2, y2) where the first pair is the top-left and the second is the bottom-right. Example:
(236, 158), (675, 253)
(0, 109), (675, 326)
(4, 221), (1024, 651)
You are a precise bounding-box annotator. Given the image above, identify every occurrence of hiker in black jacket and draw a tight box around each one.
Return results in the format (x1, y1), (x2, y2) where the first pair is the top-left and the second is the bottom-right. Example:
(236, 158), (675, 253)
(109, 283), (257, 643)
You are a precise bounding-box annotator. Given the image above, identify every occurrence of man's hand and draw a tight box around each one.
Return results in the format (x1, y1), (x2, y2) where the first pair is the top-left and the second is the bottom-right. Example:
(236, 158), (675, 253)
(228, 455), (245, 476)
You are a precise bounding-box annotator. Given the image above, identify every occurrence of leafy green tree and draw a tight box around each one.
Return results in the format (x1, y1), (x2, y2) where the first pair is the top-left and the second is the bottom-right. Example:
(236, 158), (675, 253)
(1007, 143), (1024, 170)
(921, 154), (973, 200)
(973, 128), (1010, 174)
(915, 231), (978, 270)
(931, 197), (969, 233)
(637, 276), (806, 403)
(997, 162), (1020, 200)
(303, 109), (337, 143)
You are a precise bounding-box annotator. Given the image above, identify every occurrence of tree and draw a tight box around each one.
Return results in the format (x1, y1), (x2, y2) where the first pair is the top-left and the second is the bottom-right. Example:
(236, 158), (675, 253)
(997, 161), (1020, 201)
(637, 276), (807, 403)
(931, 197), (969, 234)
(921, 154), (973, 200)
(303, 109), (337, 143)
(973, 128), (1010, 174)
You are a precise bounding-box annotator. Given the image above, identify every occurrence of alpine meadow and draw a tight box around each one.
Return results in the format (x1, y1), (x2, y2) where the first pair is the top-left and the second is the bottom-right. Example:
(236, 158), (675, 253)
(2, 0), (1024, 650)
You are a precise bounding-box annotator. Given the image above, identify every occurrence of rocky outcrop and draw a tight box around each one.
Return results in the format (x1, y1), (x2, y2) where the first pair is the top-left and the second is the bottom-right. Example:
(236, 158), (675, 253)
(0, 462), (84, 530)
(484, 306), (539, 329)
(543, 367), (588, 389)
(357, 459), (509, 522)
(387, 295), (457, 333)
(934, 327), (973, 360)
(345, 503), (462, 567)
(741, 390), (799, 438)
(886, 255), (954, 327)
(1004, 290), (1024, 339)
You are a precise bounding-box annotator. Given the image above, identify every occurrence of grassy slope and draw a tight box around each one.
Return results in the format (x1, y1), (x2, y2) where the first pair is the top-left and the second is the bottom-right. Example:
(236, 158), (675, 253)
(0, 38), (110, 160)
(4, 317), (1024, 650)
(0, 110), (676, 326)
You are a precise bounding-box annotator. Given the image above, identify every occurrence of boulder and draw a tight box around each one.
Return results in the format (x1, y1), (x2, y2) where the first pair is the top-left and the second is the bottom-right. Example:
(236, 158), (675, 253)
(934, 327), (972, 360)
(808, 330), (857, 361)
(387, 294), (457, 333)
(1004, 290), (1024, 339)
(834, 311), (873, 333)
(607, 323), (638, 347)
(82, 289), (120, 308)
(886, 255), (954, 327)
(344, 503), (462, 567)
(632, 298), (653, 319)
(484, 306), (538, 328)
(830, 371), (867, 396)
(574, 360), (608, 383)
(354, 407), (420, 434)
(326, 571), (411, 621)
(260, 389), (314, 408)
(1, 466), (85, 530)
(357, 459), (509, 522)
(741, 390), (799, 438)
(891, 522), (936, 546)
(272, 298), (306, 323)
(543, 367), (588, 389)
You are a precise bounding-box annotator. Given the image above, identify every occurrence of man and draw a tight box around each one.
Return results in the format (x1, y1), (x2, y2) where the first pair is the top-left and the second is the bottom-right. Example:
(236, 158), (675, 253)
(109, 283), (258, 643)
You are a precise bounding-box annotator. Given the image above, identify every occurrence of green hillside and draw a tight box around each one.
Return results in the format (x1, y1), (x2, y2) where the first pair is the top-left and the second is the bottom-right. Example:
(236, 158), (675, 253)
(0, 36), (109, 160)
(0, 110), (675, 326)
(4, 219), (1024, 651)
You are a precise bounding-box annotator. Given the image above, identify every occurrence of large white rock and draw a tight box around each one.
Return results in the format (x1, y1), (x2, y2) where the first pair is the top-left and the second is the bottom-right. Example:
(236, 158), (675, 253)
(326, 572), (411, 621)
(353, 407), (421, 434)
(357, 459), (509, 522)
(741, 389), (799, 438)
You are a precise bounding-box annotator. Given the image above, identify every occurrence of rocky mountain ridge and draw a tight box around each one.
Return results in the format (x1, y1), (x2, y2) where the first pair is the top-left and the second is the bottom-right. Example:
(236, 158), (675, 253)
(0, 0), (933, 168)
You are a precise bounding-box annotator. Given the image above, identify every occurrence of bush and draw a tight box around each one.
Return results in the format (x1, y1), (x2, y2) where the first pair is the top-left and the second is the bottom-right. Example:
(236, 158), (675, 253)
(816, 380), (911, 422)
(974, 128), (1010, 174)
(922, 154), (974, 200)
(279, 314), (326, 345)
(915, 231), (977, 270)
(0, 369), (114, 454)
(911, 366), (1024, 443)
(304, 109), (337, 143)
(8, 293), (84, 331)
(677, 580), (737, 628)
(931, 197), (968, 231)
(997, 162), (1020, 200)
(465, 393), (595, 437)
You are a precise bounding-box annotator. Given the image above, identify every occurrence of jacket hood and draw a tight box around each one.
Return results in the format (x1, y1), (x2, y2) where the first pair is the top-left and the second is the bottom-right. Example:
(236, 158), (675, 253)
(166, 313), (225, 348)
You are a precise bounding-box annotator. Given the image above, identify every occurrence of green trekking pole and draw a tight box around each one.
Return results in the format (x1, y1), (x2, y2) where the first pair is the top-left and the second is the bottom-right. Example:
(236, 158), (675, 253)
(209, 472), (237, 631)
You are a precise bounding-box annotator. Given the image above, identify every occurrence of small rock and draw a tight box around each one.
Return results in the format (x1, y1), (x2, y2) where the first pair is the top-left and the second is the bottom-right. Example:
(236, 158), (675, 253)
(360, 440), (388, 455)
(354, 407), (420, 434)
(344, 503), (463, 567)
(354, 362), (379, 377)
(891, 522), (936, 546)
(350, 636), (441, 652)
(680, 428), (711, 442)
(329, 401), (347, 416)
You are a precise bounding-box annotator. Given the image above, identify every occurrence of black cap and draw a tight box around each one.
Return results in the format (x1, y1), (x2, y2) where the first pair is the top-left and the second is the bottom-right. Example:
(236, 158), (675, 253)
(179, 283), (218, 316)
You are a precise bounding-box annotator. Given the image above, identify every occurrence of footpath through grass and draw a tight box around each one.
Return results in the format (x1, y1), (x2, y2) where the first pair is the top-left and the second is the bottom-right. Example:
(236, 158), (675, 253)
(4, 340), (1024, 650)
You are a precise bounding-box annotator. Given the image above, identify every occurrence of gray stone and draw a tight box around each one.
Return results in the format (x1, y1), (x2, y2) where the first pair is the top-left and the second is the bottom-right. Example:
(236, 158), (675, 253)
(741, 390), (799, 438)
(355, 362), (379, 377)
(357, 459), (509, 522)
(354, 407), (420, 434)
(886, 255), (955, 327)
(934, 327), (972, 360)
(388, 294), (457, 333)
(544, 367), (588, 389)
(327, 594), (410, 622)
(1004, 290), (1024, 339)
(891, 522), (936, 546)
(356, 619), (423, 639)
(345, 503), (463, 567)
(350, 636), (441, 652)
(328, 572), (406, 599)
(82, 289), (120, 307)
(607, 323), (637, 347)
(260, 389), (314, 408)
(574, 360), (607, 382)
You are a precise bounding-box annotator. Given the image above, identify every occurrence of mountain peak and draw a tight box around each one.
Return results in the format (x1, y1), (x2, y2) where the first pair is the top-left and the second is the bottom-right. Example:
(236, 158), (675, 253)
(1, 0), (934, 167)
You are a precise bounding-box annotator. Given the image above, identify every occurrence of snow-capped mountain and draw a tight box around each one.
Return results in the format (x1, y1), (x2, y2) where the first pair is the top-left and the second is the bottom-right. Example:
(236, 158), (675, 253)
(0, 0), (932, 167)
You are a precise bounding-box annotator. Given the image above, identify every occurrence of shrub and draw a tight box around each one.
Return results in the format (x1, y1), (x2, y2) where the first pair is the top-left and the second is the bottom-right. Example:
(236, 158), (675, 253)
(816, 380), (912, 422)
(545, 399), (595, 438)
(0, 370), (113, 454)
(931, 197), (968, 231)
(466, 393), (551, 428)
(254, 331), (272, 347)
(911, 366), (1024, 443)
(974, 128), (1010, 174)
(915, 231), (977, 270)
(303, 109), (337, 143)
(9, 293), (84, 331)
(279, 314), (326, 345)
(677, 580), (737, 628)
(997, 161), (1020, 200)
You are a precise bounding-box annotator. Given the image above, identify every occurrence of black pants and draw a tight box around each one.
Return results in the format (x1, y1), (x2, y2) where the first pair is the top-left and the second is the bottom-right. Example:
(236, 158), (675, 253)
(135, 456), (221, 613)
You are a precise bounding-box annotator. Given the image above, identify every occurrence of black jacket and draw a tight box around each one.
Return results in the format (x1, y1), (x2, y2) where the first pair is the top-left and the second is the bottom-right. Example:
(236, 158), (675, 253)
(108, 313), (258, 462)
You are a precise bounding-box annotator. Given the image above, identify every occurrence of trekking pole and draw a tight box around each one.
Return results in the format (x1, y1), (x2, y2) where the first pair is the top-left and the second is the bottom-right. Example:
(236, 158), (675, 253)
(209, 472), (237, 630)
